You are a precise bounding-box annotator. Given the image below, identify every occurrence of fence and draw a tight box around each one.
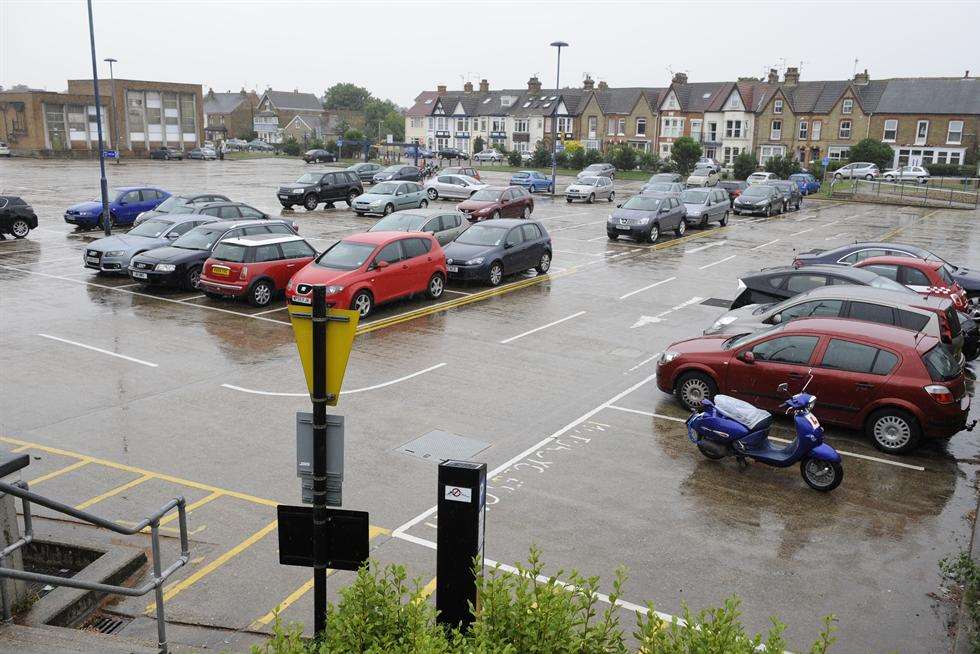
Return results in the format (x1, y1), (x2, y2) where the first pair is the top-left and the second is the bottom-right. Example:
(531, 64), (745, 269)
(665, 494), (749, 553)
(824, 174), (980, 209)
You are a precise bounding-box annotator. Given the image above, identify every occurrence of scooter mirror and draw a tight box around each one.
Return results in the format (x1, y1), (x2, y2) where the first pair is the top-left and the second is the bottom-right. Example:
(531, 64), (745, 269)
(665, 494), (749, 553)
(776, 382), (789, 396)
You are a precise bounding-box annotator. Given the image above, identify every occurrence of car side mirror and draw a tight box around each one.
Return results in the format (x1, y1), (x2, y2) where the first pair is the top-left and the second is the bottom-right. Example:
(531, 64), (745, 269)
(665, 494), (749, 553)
(776, 382), (789, 396)
(771, 313), (782, 324)
(504, 242), (514, 249)
(375, 260), (390, 269)
(166, 232), (179, 239)
(739, 350), (755, 364)
(616, 203), (622, 208)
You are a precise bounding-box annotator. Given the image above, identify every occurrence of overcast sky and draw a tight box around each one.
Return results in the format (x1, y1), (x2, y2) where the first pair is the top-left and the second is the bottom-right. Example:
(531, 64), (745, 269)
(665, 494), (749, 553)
(2, 1), (978, 106)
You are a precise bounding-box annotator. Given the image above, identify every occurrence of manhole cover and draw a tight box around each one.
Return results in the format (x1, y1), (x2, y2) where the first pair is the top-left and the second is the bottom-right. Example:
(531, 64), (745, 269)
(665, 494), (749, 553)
(81, 611), (131, 635)
(701, 298), (732, 308)
(396, 430), (489, 463)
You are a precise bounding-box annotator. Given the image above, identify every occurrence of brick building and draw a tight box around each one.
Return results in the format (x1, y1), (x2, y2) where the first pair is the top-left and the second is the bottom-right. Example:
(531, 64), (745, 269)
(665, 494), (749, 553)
(204, 88), (260, 142)
(0, 88), (112, 156)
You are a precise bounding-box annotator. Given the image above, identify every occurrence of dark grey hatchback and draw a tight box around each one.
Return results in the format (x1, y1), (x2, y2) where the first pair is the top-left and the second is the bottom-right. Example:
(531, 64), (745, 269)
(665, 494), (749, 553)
(443, 219), (552, 286)
(607, 192), (687, 243)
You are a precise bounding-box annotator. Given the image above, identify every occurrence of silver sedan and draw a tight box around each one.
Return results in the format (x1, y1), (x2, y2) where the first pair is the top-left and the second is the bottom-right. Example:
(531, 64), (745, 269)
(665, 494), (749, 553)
(424, 174), (487, 201)
(565, 176), (615, 203)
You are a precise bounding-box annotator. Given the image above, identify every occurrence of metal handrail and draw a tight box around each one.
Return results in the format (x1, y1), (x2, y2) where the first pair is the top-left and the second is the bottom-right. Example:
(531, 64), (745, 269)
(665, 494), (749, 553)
(0, 479), (189, 654)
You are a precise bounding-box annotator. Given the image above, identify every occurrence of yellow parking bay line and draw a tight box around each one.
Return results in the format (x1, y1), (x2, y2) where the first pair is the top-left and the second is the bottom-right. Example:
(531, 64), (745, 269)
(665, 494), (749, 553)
(248, 525), (391, 630)
(146, 519), (280, 614)
(419, 576), (437, 601)
(28, 459), (90, 486)
(75, 474), (153, 510)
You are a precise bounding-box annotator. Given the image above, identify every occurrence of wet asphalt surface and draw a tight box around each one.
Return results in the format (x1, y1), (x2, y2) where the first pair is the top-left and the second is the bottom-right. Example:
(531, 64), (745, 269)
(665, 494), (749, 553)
(0, 157), (978, 652)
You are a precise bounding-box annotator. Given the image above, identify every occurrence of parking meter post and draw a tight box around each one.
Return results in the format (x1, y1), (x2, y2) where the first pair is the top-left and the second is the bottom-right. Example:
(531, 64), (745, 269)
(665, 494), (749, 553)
(436, 460), (487, 630)
(311, 284), (328, 636)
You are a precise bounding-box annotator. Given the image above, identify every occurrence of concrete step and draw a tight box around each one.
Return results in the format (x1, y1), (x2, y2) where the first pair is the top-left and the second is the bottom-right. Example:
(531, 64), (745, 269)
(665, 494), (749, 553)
(0, 622), (159, 654)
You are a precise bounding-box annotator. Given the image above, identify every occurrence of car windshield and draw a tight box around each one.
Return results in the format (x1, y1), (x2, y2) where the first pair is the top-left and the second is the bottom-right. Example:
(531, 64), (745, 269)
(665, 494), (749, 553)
(456, 224), (508, 246)
(512, 172), (529, 178)
(681, 190), (710, 204)
(469, 189), (501, 202)
(128, 219), (173, 238)
(154, 196), (190, 213)
(645, 183), (674, 192)
(622, 196), (662, 211)
(173, 227), (223, 251)
(383, 165), (402, 172)
(922, 344), (959, 381)
(585, 165), (604, 172)
(373, 182), (399, 195)
(722, 323), (784, 350)
(295, 173), (320, 184)
(692, 168), (713, 176)
(212, 242), (248, 262)
(372, 213), (427, 231)
(579, 177), (600, 186)
(868, 275), (914, 293)
(169, 204), (198, 215)
(743, 186), (770, 197)
(314, 241), (376, 270)
(305, 150), (319, 155)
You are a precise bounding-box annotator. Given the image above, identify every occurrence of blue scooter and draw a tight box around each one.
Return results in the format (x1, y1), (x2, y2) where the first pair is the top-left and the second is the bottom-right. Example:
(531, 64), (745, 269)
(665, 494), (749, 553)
(685, 376), (843, 491)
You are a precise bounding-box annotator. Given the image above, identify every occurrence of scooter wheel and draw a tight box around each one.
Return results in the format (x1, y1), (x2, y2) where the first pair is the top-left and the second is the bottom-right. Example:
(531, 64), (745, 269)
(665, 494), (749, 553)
(697, 441), (726, 460)
(800, 458), (843, 492)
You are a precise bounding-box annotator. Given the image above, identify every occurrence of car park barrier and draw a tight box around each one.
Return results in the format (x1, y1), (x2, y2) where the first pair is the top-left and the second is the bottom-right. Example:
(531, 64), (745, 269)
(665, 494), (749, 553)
(0, 479), (189, 654)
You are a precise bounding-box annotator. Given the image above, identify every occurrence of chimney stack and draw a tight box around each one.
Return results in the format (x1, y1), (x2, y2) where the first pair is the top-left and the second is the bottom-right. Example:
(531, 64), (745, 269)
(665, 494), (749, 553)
(479, 79), (489, 93)
(784, 67), (800, 86)
(597, 80), (609, 90)
(463, 81), (473, 93)
(767, 68), (779, 84)
(852, 68), (869, 85)
(672, 72), (688, 85)
(583, 75), (595, 90)
(437, 84), (447, 95)
(527, 76), (542, 93)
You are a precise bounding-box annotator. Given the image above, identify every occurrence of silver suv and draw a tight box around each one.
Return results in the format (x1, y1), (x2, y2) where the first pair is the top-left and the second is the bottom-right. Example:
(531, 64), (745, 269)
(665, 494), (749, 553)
(833, 161), (879, 180)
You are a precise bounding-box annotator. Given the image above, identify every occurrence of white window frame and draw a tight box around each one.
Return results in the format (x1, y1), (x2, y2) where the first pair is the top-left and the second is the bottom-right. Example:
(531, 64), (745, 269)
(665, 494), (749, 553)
(828, 146), (850, 161)
(842, 99), (853, 114)
(707, 122), (717, 141)
(915, 120), (928, 145)
(947, 120), (963, 145)
(607, 118), (616, 136)
(635, 117), (646, 136)
(759, 145), (785, 164)
(515, 119), (529, 133)
(617, 118), (625, 135)
(725, 120), (742, 138)
(773, 99), (783, 114)
(812, 120), (822, 140)
(690, 119), (702, 140)
(798, 120), (808, 140)
(838, 120), (852, 139)
(882, 119), (898, 142)
(770, 119), (782, 140)
(557, 117), (573, 134)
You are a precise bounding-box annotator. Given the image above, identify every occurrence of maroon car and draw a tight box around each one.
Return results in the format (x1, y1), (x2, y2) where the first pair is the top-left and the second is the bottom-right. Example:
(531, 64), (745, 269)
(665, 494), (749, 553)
(656, 317), (971, 454)
(456, 186), (533, 222)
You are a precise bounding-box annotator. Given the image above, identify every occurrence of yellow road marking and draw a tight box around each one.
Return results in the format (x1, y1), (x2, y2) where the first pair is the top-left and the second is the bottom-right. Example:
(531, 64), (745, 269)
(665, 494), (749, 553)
(28, 459), (90, 486)
(419, 576), (437, 601)
(118, 519), (208, 538)
(880, 208), (940, 241)
(161, 491), (223, 528)
(146, 519), (279, 614)
(11, 444), (31, 453)
(248, 525), (391, 630)
(75, 474), (153, 510)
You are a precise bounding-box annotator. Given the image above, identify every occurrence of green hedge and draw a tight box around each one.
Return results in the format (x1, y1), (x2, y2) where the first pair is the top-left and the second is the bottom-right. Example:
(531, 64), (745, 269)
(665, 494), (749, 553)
(252, 550), (837, 654)
(924, 163), (976, 177)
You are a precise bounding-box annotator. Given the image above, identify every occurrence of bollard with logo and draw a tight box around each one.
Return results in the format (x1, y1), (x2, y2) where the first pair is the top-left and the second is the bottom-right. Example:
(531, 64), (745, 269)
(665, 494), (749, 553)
(436, 460), (487, 629)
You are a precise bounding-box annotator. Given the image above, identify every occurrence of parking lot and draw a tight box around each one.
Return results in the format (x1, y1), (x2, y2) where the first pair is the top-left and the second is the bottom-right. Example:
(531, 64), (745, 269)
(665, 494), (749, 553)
(1, 156), (977, 652)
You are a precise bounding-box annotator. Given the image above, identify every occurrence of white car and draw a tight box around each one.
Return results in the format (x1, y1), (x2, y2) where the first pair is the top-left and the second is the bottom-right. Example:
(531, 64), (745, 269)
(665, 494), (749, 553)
(833, 161), (879, 180)
(883, 165), (930, 184)
(565, 176), (615, 203)
(0, 142), (9, 157)
(685, 166), (720, 187)
(746, 172), (778, 185)
(473, 149), (504, 163)
(424, 174), (487, 200)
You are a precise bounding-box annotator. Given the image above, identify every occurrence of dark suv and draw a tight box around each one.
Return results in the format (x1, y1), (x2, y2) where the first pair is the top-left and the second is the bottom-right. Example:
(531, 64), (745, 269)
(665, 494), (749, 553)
(277, 171), (363, 211)
(438, 147), (469, 161)
(303, 149), (337, 164)
(149, 147), (184, 160)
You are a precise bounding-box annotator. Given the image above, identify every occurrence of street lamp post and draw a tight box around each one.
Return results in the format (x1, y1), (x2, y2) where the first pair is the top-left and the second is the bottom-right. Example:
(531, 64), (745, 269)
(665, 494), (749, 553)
(86, 0), (112, 237)
(549, 41), (568, 197)
(104, 57), (119, 166)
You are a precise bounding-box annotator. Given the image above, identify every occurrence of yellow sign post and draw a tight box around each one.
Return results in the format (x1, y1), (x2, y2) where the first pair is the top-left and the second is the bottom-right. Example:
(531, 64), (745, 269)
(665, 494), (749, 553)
(287, 304), (359, 404)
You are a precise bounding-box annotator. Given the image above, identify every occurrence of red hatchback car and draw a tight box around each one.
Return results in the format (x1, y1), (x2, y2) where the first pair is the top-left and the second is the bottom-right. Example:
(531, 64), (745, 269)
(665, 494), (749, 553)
(855, 256), (969, 310)
(657, 318), (971, 454)
(199, 234), (317, 306)
(285, 231), (447, 318)
(456, 186), (533, 222)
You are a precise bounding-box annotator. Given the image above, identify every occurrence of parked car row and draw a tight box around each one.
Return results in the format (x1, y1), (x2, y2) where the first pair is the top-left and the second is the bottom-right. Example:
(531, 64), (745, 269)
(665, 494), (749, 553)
(658, 242), (978, 455)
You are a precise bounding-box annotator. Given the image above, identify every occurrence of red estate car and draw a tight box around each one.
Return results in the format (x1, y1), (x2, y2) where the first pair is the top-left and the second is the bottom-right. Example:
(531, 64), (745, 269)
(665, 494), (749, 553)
(457, 186), (533, 222)
(657, 318), (971, 454)
(199, 234), (317, 306)
(855, 256), (968, 310)
(286, 231), (447, 318)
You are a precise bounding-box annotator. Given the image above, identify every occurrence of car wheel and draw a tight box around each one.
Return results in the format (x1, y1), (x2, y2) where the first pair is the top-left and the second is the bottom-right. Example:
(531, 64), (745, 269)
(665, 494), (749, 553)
(304, 194), (318, 211)
(885, 175), (894, 182)
(183, 265), (202, 291)
(536, 250), (551, 274)
(764, 205), (771, 218)
(607, 232), (618, 241)
(350, 290), (373, 318)
(383, 204), (394, 216)
(648, 223), (660, 243)
(487, 261), (504, 286)
(346, 190), (358, 206)
(427, 188), (438, 200)
(419, 199), (428, 208)
(521, 206), (530, 219)
(675, 219), (686, 236)
(354, 211), (365, 217)
(720, 211), (729, 226)
(699, 214), (709, 229)
(587, 193), (595, 204)
(249, 280), (274, 307)
(674, 371), (717, 411)
(608, 191), (615, 203)
(566, 197), (573, 203)
(425, 273), (445, 299)
(867, 408), (921, 454)
(800, 458), (843, 492)
(834, 173), (843, 180)
(491, 210), (501, 221)
(864, 174), (874, 181)
(10, 219), (30, 238)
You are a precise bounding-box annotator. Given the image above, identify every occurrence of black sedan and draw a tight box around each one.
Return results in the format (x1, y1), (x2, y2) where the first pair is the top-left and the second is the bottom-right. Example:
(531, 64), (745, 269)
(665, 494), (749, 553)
(732, 184), (782, 217)
(0, 196), (38, 239)
(792, 241), (980, 302)
(149, 147), (184, 160)
(438, 148), (469, 161)
(303, 149), (337, 164)
(443, 219), (552, 287)
(373, 165), (422, 183)
(731, 264), (914, 309)
(128, 218), (297, 290)
(764, 180), (803, 212)
(347, 162), (383, 182)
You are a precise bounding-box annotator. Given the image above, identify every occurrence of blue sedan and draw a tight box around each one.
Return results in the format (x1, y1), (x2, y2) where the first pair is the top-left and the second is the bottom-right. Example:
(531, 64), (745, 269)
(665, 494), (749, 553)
(509, 170), (553, 193)
(789, 173), (820, 195)
(64, 186), (170, 229)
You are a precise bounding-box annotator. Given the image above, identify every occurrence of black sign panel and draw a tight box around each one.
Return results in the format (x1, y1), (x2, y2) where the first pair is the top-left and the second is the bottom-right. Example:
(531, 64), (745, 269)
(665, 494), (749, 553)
(276, 505), (369, 570)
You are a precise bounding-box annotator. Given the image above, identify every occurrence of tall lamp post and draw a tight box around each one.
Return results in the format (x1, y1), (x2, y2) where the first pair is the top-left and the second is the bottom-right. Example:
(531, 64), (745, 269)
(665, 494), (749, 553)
(104, 57), (119, 165)
(549, 41), (568, 197)
(86, 0), (111, 236)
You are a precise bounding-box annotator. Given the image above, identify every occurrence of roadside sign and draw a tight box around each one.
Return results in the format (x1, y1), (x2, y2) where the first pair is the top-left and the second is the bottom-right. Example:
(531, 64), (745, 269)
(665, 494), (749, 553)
(276, 505), (369, 569)
(103, 149), (118, 159)
(287, 305), (359, 404)
(821, 156), (830, 166)
(336, 138), (344, 148)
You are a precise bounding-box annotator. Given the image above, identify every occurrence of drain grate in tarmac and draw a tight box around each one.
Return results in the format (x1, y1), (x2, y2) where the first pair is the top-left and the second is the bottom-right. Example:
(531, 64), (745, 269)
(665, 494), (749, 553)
(701, 298), (732, 308)
(396, 430), (490, 463)
(81, 611), (130, 635)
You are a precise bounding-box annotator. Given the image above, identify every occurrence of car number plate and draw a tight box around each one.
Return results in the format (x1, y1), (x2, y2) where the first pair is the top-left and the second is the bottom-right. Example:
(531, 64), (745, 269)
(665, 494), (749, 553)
(616, 225), (631, 231)
(85, 256), (100, 264)
(279, 194), (288, 199)
(211, 266), (230, 277)
(292, 296), (312, 305)
(446, 265), (459, 273)
(132, 271), (147, 280)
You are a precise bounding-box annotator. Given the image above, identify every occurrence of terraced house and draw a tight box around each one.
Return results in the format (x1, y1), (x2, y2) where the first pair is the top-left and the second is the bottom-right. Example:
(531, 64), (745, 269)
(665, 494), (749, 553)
(655, 74), (728, 159)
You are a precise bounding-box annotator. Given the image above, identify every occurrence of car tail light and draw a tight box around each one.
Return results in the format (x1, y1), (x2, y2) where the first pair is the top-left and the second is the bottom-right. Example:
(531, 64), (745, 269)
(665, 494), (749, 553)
(239, 266), (248, 281)
(292, 222), (300, 232)
(925, 384), (955, 404)
(792, 258), (803, 268)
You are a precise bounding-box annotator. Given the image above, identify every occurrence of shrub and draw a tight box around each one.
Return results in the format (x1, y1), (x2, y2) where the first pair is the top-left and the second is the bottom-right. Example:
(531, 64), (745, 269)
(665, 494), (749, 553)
(826, 160), (845, 173)
(848, 138), (895, 171)
(473, 136), (485, 154)
(808, 162), (826, 180)
(924, 163), (974, 177)
(659, 158), (678, 173)
(506, 150), (522, 167)
(732, 152), (758, 180)
(670, 136), (702, 176)
(638, 152), (661, 172)
(940, 550), (980, 652)
(282, 137), (301, 157)
(607, 144), (637, 172)
(584, 148), (604, 165)
(531, 143), (551, 168)
(325, 140), (337, 153)
(764, 155), (801, 179)
(567, 146), (586, 170)
(554, 150), (568, 168)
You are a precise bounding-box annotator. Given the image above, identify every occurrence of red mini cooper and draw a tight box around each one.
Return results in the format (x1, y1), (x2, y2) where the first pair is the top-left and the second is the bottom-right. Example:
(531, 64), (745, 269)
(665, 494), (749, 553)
(199, 234), (317, 306)
(855, 256), (968, 310)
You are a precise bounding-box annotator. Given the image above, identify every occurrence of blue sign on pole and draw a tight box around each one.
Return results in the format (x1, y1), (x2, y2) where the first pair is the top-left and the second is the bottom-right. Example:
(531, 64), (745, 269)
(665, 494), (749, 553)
(336, 139), (344, 148)
(821, 156), (830, 166)
(103, 150), (118, 159)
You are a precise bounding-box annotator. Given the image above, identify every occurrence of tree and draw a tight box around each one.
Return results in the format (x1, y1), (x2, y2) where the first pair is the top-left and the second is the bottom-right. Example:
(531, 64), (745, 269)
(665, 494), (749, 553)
(531, 143), (551, 168)
(848, 138), (895, 171)
(507, 150), (522, 167)
(473, 136), (485, 154)
(764, 155), (801, 179)
(606, 144), (637, 172)
(323, 83), (372, 110)
(555, 150), (568, 168)
(567, 146), (586, 170)
(364, 97), (404, 142)
(584, 148), (603, 165)
(670, 137), (702, 176)
(638, 152), (660, 172)
(281, 137), (301, 156)
(732, 152), (758, 180)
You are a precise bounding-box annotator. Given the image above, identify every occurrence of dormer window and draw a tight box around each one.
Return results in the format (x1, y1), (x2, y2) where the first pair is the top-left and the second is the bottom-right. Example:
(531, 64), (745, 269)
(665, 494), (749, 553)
(774, 99), (783, 114)
(842, 99), (853, 114)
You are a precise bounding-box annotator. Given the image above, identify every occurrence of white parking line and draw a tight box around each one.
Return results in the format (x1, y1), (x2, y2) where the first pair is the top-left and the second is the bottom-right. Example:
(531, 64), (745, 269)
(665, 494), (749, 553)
(825, 232), (849, 240)
(443, 289), (473, 296)
(603, 405), (925, 471)
(499, 310), (587, 344)
(550, 219), (607, 232)
(38, 333), (159, 368)
(618, 276), (676, 301)
(796, 226), (816, 234)
(625, 352), (662, 373)
(631, 296), (703, 328)
(750, 239), (780, 251)
(684, 242), (724, 254)
(699, 254), (736, 270)
(253, 305), (289, 315)
(553, 249), (605, 257)
(221, 362), (448, 397)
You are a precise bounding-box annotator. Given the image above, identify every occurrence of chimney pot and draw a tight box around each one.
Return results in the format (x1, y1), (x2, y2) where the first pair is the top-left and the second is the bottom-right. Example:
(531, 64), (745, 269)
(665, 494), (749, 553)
(437, 84), (447, 95)
(479, 79), (489, 92)
(851, 68), (869, 85)
(784, 67), (800, 85)
(583, 75), (595, 90)
(672, 72), (688, 84)
(767, 68), (779, 84)
(597, 80), (609, 90)
(527, 76), (542, 93)
(463, 81), (473, 93)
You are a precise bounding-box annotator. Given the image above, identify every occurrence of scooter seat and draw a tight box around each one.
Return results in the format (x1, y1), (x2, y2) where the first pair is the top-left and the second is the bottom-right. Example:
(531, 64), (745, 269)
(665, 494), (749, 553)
(713, 395), (772, 431)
